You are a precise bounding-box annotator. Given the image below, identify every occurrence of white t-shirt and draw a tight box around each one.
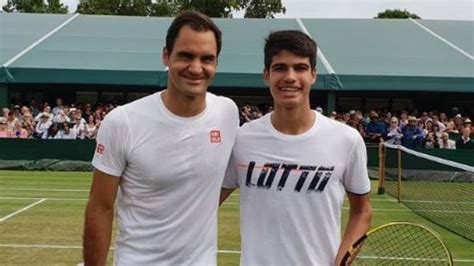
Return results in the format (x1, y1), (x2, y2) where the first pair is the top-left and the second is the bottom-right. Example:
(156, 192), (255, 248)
(92, 91), (239, 265)
(223, 112), (370, 266)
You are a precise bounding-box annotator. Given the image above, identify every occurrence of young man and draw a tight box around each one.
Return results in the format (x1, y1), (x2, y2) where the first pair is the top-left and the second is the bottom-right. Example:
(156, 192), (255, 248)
(83, 11), (239, 265)
(220, 30), (372, 265)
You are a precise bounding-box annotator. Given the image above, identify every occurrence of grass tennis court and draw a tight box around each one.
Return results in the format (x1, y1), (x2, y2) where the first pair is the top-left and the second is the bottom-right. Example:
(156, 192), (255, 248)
(0, 170), (473, 265)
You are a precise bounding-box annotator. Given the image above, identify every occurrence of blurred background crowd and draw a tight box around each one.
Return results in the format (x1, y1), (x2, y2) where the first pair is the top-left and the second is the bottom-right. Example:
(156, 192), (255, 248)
(1, 98), (472, 150)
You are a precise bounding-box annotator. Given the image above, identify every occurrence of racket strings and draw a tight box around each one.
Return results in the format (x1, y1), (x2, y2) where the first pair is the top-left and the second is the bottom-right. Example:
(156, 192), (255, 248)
(354, 223), (451, 265)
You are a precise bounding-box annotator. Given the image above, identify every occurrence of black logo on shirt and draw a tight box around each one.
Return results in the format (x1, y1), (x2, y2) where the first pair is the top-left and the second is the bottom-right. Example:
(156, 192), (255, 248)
(243, 161), (334, 192)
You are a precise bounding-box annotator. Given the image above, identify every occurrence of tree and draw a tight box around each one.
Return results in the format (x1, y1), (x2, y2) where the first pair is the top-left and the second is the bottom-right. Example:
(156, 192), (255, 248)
(2, 0), (68, 14)
(178, 0), (241, 18)
(176, 0), (286, 18)
(149, 1), (179, 17)
(243, 0), (285, 18)
(375, 9), (421, 19)
(76, 0), (177, 17)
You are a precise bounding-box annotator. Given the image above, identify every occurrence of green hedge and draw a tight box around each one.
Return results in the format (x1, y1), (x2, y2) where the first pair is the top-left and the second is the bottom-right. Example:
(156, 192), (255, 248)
(0, 139), (96, 161)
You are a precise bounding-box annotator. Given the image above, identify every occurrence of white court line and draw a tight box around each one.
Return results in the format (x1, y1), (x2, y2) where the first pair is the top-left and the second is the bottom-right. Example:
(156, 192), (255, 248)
(0, 244), (239, 254)
(221, 203), (474, 213)
(230, 195), (472, 204)
(5, 198), (469, 213)
(2, 196), (471, 206)
(0, 244), (472, 262)
(0, 199), (47, 223)
(0, 197), (87, 201)
(0, 188), (89, 192)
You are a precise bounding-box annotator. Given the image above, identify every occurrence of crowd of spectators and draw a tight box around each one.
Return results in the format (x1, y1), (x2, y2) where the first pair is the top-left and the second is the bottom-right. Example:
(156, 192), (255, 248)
(0, 98), (116, 140)
(1, 98), (473, 150)
(239, 105), (474, 150)
(348, 109), (473, 150)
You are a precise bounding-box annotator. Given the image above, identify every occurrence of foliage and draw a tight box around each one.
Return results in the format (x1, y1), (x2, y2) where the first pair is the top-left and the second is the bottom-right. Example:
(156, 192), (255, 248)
(178, 0), (241, 18)
(375, 9), (421, 19)
(2, 0), (285, 18)
(243, 0), (286, 18)
(2, 0), (68, 14)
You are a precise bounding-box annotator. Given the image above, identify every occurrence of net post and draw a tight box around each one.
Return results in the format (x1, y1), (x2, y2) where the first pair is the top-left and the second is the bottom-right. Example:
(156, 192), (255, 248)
(397, 148), (402, 203)
(377, 142), (386, 194)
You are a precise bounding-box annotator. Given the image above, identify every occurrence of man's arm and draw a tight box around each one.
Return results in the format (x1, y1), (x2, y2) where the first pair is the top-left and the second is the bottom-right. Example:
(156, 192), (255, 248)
(219, 188), (235, 206)
(334, 192), (372, 266)
(83, 169), (120, 266)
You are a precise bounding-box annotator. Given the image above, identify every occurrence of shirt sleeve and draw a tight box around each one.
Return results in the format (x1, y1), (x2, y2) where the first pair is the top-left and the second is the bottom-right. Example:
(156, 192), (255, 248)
(92, 108), (129, 177)
(343, 134), (371, 194)
(222, 153), (240, 189)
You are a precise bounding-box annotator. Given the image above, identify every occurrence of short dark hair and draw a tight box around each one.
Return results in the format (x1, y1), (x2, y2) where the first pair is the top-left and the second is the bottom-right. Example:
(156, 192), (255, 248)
(264, 30), (317, 70)
(166, 10), (222, 56)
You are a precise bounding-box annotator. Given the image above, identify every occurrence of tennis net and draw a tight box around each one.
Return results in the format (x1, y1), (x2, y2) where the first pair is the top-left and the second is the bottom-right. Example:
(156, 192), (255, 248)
(378, 143), (474, 241)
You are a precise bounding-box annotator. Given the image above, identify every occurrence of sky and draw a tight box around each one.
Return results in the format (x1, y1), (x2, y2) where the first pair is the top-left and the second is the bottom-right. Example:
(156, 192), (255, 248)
(1, 0), (473, 21)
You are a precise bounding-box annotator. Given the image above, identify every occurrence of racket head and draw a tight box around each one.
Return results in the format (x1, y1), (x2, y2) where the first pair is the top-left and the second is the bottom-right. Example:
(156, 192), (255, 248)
(341, 222), (453, 266)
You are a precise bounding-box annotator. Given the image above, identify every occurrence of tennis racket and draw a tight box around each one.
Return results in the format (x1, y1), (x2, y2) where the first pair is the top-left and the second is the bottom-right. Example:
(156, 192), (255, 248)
(340, 222), (453, 265)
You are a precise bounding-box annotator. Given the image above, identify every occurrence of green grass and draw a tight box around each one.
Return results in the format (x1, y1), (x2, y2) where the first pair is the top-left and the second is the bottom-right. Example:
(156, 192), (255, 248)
(0, 170), (472, 265)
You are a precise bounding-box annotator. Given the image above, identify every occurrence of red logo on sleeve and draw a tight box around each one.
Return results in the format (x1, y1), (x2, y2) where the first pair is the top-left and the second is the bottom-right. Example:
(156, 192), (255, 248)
(210, 130), (221, 143)
(96, 144), (105, 154)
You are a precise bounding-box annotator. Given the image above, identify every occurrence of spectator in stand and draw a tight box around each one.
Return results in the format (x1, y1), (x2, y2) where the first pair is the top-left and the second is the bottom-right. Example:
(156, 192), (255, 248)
(432, 123), (442, 139)
(0, 120), (8, 138)
(29, 98), (40, 116)
(240, 105), (252, 125)
(55, 122), (76, 139)
(431, 115), (446, 131)
(424, 119), (433, 136)
(342, 112), (350, 124)
(53, 108), (71, 124)
(346, 110), (358, 128)
(453, 114), (463, 130)
(356, 123), (368, 141)
(386, 116), (403, 145)
(12, 122), (28, 138)
(1, 107), (9, 123)
(12, 105), (23, 123)
(47, 123), (60, 139)
(85, 114), (97, 139)
(21, 112), (35, 137)
(420, 112), (429, 124)
(401, 116), (424, 149)
(423, 133), (439, 149)
(456, 126), (473, 150)
(383, 112), (392, 126)
(6, 111), (18, 131)
(251, 106), (263, 120)
(399, 111), (409, 128)
(52, 98), (64, 116)
(84, 103), (93, 118)
(366, 111), (386, 143)
(34, 113), (52, 139)
(72, 110), (86, 139)
(416, 119), (427, 137)
(446, 120), (459, 134)
(439, 112), (448, 127)
(438, 132), (456, 149)
(329, 111), (337, 120)
(463, 118), (472, 132)
(34, 106), (52, 122)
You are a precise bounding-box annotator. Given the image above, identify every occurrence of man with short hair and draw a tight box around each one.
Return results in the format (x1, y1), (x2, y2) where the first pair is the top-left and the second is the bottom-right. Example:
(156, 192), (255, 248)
(455, 127), (473, 149)
(401, 116), (424, 149)
(220, 30), (372, 265)
(439, 132), (456, 149)
(83, 11), (239, 265)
